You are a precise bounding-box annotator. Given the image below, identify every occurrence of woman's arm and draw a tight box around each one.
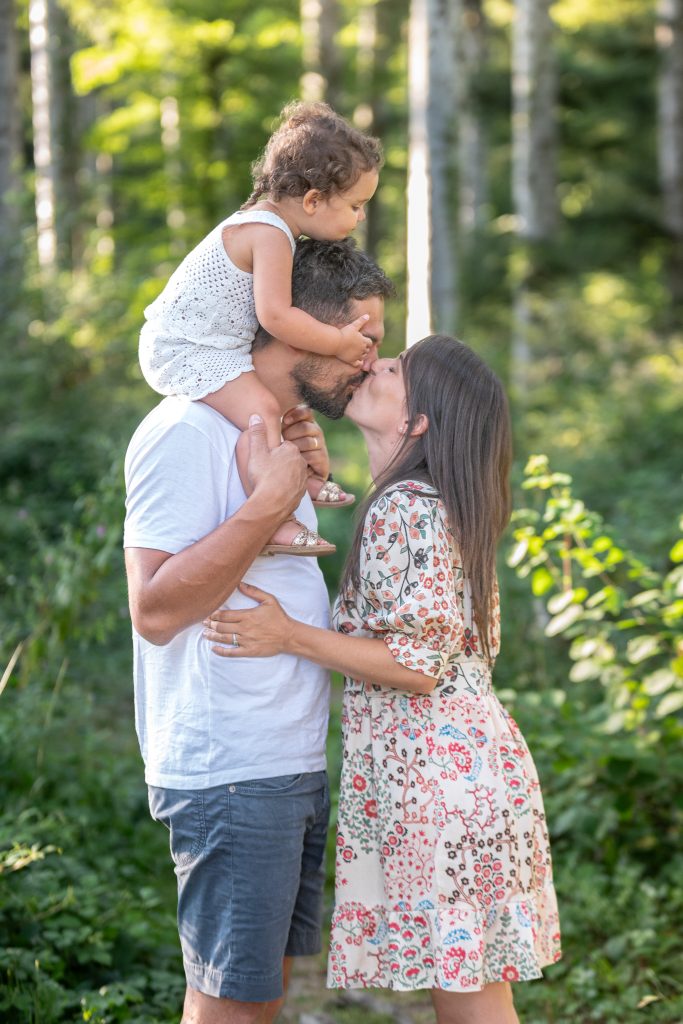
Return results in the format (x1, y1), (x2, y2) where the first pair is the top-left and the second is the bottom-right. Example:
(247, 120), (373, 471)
(203, 582), (437, 695)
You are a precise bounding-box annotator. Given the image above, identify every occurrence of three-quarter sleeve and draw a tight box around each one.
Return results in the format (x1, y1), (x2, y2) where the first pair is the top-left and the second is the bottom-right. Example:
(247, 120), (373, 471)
(357, 488), (465, 680)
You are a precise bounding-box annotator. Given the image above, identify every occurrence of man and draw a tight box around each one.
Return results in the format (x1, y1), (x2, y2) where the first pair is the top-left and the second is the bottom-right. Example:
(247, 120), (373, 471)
(124, 238), (393, 1024)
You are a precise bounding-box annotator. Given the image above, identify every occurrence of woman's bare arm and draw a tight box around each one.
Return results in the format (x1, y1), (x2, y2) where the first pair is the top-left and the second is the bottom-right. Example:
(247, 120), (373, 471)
(203, 582), (436, 694)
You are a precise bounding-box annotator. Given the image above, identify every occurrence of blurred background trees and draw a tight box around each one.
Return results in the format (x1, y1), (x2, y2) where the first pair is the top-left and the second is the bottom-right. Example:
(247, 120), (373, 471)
(1, 0), (682, 1021)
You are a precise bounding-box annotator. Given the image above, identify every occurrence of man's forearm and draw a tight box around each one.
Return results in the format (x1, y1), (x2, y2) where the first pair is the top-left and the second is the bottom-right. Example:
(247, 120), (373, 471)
(127, 498), (284, 645)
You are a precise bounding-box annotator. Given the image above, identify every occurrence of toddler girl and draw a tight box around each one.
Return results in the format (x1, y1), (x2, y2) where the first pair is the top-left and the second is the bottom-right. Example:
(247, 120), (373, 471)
(139, 101), (382, 555)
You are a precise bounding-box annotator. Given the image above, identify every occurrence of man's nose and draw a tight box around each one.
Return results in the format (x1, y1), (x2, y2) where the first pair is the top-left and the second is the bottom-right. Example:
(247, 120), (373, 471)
(361, 346), (379, 372)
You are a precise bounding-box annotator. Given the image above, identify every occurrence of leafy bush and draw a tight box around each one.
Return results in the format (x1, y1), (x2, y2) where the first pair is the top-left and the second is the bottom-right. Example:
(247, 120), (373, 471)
(505, 457), (683, 1021)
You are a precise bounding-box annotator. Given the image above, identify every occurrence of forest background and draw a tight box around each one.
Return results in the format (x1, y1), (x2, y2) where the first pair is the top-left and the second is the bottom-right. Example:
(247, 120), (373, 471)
(1, 0), (682, 1022)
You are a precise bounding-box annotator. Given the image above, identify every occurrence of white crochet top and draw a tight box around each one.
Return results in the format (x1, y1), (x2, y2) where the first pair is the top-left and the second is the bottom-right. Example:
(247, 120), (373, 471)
(139, 210), (296, 399)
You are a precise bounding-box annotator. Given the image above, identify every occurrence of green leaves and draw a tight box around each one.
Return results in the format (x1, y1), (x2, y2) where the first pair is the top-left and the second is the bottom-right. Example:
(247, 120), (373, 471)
(509, 456), (683, 738)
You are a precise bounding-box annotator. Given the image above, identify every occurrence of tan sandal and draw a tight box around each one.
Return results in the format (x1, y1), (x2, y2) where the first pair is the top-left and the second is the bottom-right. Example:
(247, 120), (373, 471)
(310, 477), (355, 509)
(261, 521), (336, 557)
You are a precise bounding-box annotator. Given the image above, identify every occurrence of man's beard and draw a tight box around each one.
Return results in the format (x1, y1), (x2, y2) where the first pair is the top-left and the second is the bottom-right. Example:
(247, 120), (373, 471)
(291, 355), (367, 420)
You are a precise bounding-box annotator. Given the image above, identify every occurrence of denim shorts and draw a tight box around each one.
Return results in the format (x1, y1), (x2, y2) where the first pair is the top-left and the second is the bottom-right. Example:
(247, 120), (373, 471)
(148, 770), (329, 1002)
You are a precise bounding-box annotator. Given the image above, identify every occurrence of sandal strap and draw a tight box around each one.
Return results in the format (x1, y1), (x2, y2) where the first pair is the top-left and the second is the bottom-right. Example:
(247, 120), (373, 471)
(291, 526), (327, 548)
(315, 479), (346, 503)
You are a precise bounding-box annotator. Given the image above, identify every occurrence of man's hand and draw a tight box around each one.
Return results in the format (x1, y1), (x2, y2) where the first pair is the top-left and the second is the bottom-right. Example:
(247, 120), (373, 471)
(247, 413), (308, 515)
(281, 405), (330, 480)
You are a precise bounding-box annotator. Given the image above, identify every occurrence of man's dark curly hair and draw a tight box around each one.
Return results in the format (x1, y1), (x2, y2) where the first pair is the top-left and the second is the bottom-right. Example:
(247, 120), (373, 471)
(253, 238), (394, 349)
(243, 101), (383, 208)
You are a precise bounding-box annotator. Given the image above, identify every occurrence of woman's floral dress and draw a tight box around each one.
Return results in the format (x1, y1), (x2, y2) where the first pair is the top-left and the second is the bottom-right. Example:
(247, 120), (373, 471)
(327, 481), (561, 992)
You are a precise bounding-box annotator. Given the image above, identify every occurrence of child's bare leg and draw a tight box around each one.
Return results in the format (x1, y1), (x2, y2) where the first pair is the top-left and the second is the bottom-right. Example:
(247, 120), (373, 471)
(201, 375), (333, 552)
(202, 372), (282, 448)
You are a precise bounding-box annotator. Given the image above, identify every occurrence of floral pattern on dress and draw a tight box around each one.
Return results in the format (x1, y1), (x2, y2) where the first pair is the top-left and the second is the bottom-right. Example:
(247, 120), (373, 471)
(327, 481), (561, 992)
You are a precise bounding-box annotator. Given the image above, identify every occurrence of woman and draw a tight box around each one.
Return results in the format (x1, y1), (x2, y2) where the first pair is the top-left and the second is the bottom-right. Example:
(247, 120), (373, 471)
(203, 335), (561, 1023)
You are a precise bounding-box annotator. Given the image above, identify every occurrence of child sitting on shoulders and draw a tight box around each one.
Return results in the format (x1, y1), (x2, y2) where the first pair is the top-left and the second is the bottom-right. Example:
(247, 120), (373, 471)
(139, 101), (382, 556)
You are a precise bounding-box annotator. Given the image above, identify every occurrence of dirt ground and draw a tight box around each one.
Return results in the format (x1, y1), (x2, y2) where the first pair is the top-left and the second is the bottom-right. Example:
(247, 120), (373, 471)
(281, 955), (435, 1024)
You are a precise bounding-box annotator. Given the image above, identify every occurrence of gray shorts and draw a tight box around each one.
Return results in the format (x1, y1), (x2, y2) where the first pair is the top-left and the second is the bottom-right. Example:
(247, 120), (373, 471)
(148, 770), (329, 1002)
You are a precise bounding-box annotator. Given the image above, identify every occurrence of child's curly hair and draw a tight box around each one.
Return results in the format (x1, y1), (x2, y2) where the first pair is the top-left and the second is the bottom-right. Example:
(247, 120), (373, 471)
(243, 101), (383, 207)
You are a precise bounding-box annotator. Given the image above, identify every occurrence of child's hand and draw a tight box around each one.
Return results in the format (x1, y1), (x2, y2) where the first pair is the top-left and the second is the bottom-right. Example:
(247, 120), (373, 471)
(336, 314), (372, 366)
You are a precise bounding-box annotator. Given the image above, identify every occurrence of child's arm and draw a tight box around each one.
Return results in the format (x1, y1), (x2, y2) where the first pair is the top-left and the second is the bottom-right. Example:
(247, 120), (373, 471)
(250, 226), (370, 365)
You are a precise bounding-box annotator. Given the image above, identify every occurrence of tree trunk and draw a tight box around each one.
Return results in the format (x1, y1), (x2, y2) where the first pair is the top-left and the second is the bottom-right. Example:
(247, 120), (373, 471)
(353, 0), (396, 260)
(510, 0), (557, 394)
(300, 0), (343, 110)
(0, 0), (22, 284)
(428, 0), (457, 335)
(52, 0), (81, 267)
(406, 0), (457, 346)
(29, 0), (58, 270)
(454, 0), (489, 233)
(511, 0), (557, 240)
(657, 0), (683, 304)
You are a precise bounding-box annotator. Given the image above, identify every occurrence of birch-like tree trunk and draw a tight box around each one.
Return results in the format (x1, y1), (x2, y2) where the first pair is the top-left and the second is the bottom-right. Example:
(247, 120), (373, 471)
(300, 0), (342, 109)
(455, 0), (489, 233)
(0, 0), (21, 276)
(510, 0), (557, 394)
(29, 0), (58, 270)
(406, 0), (457, 346)
(657, 0), (683, 303)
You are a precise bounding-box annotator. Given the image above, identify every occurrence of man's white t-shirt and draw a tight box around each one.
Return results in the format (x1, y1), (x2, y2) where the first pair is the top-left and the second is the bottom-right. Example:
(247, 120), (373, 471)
(124, 397), (331, 790)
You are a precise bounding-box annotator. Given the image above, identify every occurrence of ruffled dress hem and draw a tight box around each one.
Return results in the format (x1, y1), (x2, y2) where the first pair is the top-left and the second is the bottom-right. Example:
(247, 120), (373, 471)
(327, 895), (561, 992)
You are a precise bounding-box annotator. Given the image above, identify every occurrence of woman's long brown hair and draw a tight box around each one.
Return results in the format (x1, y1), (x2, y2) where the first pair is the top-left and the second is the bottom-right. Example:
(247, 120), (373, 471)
(340, 335), (513, 663)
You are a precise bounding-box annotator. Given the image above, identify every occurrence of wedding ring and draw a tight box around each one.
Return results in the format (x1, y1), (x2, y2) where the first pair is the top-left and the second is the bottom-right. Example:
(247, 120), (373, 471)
(232, 633), (239, 647)
(312, 436), (318, 449)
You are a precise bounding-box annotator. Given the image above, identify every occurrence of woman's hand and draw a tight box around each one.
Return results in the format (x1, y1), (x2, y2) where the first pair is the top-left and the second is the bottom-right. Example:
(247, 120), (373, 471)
(203, 582), (292, 658)
(281, 404), (330, 480)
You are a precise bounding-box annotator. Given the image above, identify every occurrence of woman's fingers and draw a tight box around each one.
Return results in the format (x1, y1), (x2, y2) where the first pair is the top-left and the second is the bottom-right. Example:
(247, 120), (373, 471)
(203, 616), (239, 634)
(203, 625), (232, 642)
(206, 608), (240, 624)
(206, 584), (274, 628)
(209, 643), (243, 658)
(238, 582), (273, 602)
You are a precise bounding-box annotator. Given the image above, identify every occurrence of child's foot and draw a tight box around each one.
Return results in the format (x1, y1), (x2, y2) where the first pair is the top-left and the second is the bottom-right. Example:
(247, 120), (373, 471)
(308, 476), (355, 508)
(261, 517), (336, 557)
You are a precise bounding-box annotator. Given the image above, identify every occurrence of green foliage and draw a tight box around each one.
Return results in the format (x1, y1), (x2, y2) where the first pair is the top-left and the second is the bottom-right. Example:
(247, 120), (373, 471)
(0, 664), (184, 1024)
(511, 454), (683, 735)
(507, 456), (683, 864)
(515, 852), (683, 1023)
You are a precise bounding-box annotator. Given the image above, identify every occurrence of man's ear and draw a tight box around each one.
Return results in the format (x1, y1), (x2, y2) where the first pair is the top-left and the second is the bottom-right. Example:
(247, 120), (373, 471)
(302, 189), (323, 214)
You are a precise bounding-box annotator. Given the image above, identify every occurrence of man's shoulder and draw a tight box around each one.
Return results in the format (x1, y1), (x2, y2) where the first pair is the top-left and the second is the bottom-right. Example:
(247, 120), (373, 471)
(130, 397), (239, 444)
(126, 397), (240, 471)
